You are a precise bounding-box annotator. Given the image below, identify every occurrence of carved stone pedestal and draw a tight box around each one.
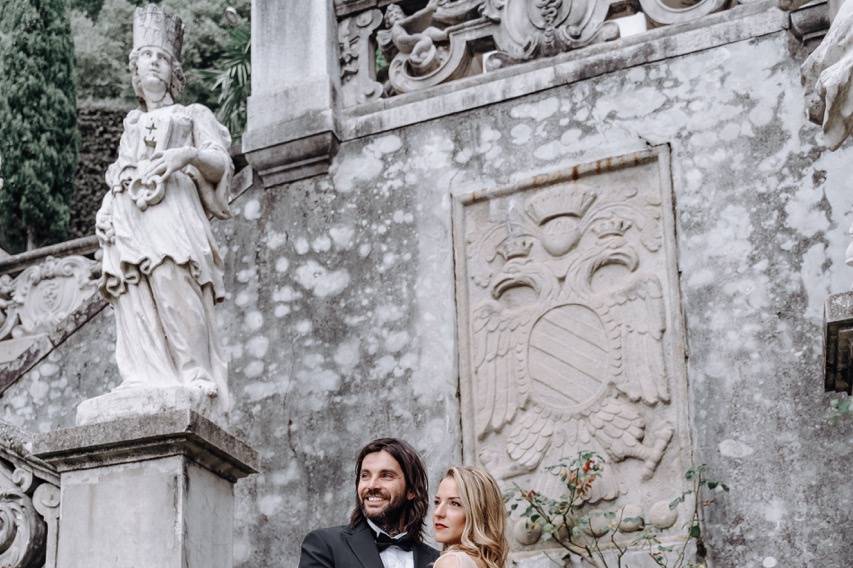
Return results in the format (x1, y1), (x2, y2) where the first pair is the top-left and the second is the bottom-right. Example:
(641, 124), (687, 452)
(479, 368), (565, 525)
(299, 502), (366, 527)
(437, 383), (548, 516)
(825, 291), (853, 393)
(76, 385), (218, 426)
(32, 410), (258, 568)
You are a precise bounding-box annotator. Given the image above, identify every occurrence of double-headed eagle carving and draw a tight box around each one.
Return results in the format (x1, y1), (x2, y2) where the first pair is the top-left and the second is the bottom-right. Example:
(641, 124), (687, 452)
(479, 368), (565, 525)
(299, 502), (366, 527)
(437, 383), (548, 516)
(467, 183), (674, 498)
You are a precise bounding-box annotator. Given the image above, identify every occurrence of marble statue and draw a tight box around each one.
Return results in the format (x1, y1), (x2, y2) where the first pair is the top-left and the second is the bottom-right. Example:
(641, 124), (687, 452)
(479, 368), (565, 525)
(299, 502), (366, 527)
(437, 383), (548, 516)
(86, 4), (233, 424)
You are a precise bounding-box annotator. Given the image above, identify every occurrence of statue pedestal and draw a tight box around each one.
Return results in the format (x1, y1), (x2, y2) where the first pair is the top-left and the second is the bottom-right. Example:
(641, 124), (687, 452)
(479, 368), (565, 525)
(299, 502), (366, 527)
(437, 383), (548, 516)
(76, 384), (219, 426)
(33, 410), (258, 568)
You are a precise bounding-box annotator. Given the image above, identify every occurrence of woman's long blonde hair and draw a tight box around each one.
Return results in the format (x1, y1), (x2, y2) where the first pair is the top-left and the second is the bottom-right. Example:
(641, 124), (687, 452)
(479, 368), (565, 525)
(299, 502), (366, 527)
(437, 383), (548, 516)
(442, 466), (510, 568)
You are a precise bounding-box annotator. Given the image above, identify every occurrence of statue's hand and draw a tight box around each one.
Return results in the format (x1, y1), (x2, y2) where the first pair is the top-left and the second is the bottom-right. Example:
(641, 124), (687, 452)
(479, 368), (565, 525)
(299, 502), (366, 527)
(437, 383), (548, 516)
(95, 204), (115, 245)
(141, 147), (198, 185)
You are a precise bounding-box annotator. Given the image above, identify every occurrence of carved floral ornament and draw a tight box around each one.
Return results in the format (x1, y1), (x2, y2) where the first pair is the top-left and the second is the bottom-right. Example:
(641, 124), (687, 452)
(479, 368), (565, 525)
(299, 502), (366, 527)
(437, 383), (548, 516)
(0, 425), (60, 568)
(337, 0), (733, 104)
(0, 256), (99, 343)
(452, 149), (691, 548)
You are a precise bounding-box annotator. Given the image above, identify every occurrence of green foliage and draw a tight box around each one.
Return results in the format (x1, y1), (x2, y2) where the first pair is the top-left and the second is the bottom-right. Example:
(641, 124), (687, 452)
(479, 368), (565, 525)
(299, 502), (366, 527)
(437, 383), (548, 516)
(829, 395), (852, 423)
(506, 453), (729, 568)
(197, 17), (249, 138)
(0, 0), (79, 252)
(71, 0), (251, 113)
(67, 0), (106, 20)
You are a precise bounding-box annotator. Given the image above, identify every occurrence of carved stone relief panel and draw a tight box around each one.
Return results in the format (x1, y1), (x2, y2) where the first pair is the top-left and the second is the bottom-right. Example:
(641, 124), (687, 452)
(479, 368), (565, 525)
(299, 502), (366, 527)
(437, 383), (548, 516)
(337, 0), (734, 103)
(452, 147), (692, 550)
(0, 255), (100, 368)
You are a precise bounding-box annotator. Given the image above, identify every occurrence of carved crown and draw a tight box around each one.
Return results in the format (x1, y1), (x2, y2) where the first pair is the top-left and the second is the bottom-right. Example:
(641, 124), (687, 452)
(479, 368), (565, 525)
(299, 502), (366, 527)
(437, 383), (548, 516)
(497, 236), (534, 260)
(593, 217), (632, 238)
(525, 187), (597, 226)
(133, 4), (184, 61)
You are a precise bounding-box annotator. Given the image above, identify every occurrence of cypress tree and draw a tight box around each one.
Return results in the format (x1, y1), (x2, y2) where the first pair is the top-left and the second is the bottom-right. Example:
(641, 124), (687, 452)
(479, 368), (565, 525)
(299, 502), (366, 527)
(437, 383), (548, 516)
(0, 0), (79, 252)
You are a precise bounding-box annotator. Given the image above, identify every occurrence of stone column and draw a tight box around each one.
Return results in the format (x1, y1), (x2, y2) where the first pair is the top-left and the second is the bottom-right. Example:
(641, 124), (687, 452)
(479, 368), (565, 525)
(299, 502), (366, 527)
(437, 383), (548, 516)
(243, 0), (341, 188)
(33, 410), (258, 568)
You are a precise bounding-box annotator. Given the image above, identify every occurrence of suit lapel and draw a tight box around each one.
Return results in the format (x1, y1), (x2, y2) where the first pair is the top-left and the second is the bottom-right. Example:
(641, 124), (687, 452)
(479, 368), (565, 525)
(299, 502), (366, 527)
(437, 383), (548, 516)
(344, 522), (384, 568)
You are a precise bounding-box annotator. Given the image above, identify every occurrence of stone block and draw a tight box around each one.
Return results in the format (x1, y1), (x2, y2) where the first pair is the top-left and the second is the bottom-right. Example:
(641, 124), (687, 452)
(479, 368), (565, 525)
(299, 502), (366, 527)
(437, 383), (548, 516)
(824, 290), (853, 393)
(244, 0), (341, 185)
(33, 410), (258, 568)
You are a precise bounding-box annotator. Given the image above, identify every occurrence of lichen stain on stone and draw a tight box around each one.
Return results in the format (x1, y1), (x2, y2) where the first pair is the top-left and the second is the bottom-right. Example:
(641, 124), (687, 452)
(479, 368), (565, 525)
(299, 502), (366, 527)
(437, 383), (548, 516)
(243, 199), (262, 221)
(331, 134), (402, 193)
(510, 96), (559, 122)
(294, 260), (351, 298)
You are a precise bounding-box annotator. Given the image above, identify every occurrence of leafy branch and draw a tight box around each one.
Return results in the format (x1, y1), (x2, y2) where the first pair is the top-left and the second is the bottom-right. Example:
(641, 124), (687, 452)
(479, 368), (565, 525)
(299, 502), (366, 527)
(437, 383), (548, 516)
(505, 452), (729, 568)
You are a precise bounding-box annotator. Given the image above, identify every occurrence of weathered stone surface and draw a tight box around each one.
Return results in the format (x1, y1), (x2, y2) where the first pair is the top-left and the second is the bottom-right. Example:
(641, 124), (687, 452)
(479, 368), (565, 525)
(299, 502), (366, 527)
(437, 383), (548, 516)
(33, 410), (256, 568)
(34, 409), (258, 481)
(2, 6), (853, 568)
(56, 456), (234, 568)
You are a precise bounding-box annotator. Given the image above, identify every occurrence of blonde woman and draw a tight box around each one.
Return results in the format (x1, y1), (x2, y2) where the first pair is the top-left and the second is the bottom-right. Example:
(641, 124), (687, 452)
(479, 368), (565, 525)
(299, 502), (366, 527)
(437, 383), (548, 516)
(432, 466), (510, 568)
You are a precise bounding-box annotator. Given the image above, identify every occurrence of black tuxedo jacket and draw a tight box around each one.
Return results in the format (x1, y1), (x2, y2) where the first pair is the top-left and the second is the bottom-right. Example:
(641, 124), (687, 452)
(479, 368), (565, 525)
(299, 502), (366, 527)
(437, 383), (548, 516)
(298, 520), (439, 568)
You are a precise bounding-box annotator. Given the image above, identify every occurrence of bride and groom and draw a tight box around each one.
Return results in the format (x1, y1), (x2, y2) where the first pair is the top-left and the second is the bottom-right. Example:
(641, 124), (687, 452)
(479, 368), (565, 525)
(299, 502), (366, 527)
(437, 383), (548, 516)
(298, 438), (510, 568)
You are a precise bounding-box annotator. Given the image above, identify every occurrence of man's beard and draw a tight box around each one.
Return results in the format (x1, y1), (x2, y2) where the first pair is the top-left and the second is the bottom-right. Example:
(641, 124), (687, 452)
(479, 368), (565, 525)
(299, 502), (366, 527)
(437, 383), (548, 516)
(360, 490), (408, 534)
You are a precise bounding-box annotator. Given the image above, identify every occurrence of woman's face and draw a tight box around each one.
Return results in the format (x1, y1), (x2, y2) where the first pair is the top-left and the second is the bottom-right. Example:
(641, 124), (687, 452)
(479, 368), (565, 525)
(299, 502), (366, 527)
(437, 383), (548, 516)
(136, 46), (172, 95)
(433, 477), (466, 545)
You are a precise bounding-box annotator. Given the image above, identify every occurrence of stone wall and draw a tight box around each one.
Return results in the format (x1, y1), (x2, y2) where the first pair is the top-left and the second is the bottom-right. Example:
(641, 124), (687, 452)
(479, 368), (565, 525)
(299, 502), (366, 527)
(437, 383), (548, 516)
(0, 3), (851, 568)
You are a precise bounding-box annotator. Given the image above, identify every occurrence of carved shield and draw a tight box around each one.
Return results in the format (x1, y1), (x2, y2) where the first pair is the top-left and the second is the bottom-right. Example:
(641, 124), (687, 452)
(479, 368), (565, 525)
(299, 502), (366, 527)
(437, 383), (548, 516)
(527, 0), (573, 30)
(527, 303), (614, 413)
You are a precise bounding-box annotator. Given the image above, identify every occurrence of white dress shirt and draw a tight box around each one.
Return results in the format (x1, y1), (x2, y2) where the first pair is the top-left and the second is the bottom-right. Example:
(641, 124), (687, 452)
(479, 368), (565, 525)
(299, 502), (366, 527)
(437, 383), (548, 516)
(366, 519), (415, 568)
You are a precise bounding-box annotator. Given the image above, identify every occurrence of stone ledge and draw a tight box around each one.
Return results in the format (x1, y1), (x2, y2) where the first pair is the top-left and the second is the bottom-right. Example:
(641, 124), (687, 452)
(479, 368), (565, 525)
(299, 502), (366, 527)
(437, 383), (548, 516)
(341, 1), (791, 140)
(33, 409), (259, 483)
(243, 108), (340, 188)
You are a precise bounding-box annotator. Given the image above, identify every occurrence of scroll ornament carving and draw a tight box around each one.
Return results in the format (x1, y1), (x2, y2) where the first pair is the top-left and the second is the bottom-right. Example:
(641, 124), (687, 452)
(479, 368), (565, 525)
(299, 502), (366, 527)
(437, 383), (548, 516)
(0, 256), (99, 343)
(462, 177), (676, 511)
(337, 0), (733, 100)
(0, 434), (60, 568)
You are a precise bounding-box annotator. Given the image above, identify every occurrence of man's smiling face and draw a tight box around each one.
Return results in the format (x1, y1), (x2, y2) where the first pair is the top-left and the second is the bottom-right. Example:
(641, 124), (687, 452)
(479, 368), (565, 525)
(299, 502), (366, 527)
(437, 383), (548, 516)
(357, 450), (413, 531)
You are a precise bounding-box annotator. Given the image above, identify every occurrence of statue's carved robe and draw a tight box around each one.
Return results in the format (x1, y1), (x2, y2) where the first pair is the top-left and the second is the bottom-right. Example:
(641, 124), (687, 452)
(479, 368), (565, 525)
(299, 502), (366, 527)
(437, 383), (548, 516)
(99, 103), (233, 412)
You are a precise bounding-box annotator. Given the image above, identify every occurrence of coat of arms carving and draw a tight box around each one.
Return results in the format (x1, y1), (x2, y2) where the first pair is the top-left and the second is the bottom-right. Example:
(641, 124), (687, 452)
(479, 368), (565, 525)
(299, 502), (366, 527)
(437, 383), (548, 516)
(453, 147), (692, 546)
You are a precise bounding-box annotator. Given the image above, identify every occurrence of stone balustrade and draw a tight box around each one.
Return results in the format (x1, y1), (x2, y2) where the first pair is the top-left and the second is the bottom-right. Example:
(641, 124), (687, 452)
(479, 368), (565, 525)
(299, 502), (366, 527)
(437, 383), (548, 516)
(0, 421), (60, 568)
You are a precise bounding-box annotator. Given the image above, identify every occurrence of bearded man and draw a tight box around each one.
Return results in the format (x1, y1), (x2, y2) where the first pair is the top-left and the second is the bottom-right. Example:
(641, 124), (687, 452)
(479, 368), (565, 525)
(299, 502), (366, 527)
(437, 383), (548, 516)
(299, 438), (440, 568)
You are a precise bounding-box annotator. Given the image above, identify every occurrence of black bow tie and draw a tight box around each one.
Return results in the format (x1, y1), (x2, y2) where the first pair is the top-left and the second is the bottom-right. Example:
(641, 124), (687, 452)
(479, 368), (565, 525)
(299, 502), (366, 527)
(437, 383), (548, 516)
(375, 532), (413, 552)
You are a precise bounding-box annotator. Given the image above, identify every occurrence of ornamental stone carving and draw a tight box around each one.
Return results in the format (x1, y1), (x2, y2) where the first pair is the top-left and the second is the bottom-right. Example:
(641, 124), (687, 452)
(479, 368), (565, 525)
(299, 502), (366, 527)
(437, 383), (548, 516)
(453, 148), (691, 549)
(340, 8), (386, 106)
(0, 422), (60, 568)
(0, 256), (99, 365)
(337, 0), (734, 102)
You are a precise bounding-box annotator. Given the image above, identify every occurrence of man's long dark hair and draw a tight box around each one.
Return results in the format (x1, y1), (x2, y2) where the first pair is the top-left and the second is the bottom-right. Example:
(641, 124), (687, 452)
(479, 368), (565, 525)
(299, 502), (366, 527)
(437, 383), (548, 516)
(349, 438), (430, 542)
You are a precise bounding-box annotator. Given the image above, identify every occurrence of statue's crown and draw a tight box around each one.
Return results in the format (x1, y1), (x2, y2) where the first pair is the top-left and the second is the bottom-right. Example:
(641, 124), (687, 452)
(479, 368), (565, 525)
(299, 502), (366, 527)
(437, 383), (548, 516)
(133, 4), (184, 61)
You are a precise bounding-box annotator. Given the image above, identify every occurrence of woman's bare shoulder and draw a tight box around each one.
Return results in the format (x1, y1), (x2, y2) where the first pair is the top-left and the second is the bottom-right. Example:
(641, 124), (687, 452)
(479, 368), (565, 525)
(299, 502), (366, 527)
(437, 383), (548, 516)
(434, 550), (481, 568)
